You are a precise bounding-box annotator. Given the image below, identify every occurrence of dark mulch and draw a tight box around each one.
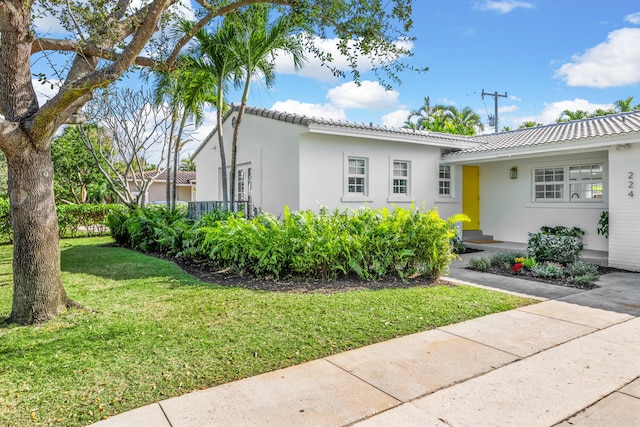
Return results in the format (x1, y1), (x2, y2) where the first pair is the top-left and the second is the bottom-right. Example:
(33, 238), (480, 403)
(455, 247), (483, 255)
(167, 255), (446, 293)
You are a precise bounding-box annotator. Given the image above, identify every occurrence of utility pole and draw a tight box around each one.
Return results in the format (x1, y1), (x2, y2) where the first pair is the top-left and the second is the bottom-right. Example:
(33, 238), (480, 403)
(482, 89), (507, 133)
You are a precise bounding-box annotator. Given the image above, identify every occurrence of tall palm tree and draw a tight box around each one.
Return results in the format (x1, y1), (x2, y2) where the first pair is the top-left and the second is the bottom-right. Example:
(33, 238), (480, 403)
(184, 19), (241, 209)
(557, 109), (590, 122)
(228, 5), (306, 208)
(154, 56), (216, 211)
(615, 97), (634, 113)
(405, 98), (482, 135)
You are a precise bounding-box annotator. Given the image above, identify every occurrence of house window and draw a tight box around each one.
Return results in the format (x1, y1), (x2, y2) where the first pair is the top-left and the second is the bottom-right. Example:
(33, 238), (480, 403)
(347, 157), (368, 195)
(533, 164), (604, 201)
(569, 164), (603, 199)
(392, 160), (410, 195)
(439, 165), (452, 196)
(534, 167), (564, 200)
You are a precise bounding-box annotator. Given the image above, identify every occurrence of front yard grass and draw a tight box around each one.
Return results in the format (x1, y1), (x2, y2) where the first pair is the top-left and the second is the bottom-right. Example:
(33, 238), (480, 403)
(0, 237), (536, 426)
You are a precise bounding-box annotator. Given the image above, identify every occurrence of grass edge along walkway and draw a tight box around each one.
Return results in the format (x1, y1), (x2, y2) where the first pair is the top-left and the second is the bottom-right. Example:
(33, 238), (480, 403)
(0, 237), (537, 427)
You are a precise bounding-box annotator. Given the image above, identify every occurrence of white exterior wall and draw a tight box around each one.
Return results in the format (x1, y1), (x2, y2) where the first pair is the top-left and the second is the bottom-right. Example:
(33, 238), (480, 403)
(297, 133), (463, 218)
(608, 142), (640, 271)
(476, 151), (609, 251)
(193, 112), (304, 214)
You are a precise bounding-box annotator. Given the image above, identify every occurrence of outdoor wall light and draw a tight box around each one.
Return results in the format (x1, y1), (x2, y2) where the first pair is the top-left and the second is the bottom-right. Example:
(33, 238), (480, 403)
(510, 166), (518, 179)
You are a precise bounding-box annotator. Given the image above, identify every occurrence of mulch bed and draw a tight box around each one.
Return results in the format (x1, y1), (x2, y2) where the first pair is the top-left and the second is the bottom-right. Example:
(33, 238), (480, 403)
(164, 254), (448, 293)
(470, 264), (630, 290)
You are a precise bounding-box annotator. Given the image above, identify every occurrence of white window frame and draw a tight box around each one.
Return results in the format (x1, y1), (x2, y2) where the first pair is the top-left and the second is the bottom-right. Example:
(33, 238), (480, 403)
(388, 159), (411, 201)
(532, 163), (605, 203)
(342, 154), (371, 202)
(438, 164), (453, 198)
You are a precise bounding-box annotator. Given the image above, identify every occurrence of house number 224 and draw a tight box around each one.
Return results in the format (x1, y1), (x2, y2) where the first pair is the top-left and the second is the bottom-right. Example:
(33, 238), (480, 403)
(630, 172), (635, 198)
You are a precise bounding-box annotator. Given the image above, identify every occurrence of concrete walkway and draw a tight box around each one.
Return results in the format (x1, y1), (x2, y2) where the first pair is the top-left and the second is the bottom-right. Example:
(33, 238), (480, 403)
(93, 246), (640, 427)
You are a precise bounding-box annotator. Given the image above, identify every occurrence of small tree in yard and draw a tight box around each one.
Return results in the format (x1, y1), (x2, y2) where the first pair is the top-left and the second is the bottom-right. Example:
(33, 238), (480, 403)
(1, 0), (419, 325)
(79, 88), (172, 208)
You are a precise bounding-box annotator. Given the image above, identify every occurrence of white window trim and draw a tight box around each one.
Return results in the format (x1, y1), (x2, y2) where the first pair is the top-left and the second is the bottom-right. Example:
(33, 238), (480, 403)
(531, 163), (606, 204)
(342, 153), (373, 202)
(388, 157), (412, 202)
(435, 163), (457, 202)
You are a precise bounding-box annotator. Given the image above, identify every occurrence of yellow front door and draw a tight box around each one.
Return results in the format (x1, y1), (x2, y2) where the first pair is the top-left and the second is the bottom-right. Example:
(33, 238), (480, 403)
(462, 166), (480, 230)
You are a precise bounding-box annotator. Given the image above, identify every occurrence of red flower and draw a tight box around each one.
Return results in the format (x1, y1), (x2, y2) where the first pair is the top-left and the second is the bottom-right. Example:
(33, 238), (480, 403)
(512, 263), (524, 274)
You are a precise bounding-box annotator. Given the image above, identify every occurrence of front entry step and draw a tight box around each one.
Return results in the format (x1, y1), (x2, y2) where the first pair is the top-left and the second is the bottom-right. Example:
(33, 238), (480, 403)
(463, 230), (494, 242)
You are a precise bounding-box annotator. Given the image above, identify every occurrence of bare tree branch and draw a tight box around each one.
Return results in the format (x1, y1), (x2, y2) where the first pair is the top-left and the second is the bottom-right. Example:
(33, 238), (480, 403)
(33, 38), (161, 68)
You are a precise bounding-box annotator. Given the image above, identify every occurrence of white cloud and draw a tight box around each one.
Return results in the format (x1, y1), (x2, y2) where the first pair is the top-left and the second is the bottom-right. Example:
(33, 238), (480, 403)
(32, 79), (61, 107)
(499, 105), (519, 113)
(474, 1), (534, 13)
(555, 28), (640, 88)
(530, 99), (614, 125)
(625, 12), (640, 25)
(274, 36), (414, 82)
(270, 100), (347, 120)
(381, 109), (410, 128)
(327, 81), (400, 110)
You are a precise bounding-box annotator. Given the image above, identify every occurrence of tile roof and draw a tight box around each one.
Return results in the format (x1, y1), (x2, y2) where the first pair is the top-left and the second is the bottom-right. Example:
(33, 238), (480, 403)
(192, 106), (640, 160)
(192, 105), (475, 157)
(140, 170), (196, 184)
(447, 111), (640, 157)
(240, 106), (471, 144)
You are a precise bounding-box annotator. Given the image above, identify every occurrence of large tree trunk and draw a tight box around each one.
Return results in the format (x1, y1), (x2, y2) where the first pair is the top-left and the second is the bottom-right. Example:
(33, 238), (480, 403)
(6, 145), (73, 324)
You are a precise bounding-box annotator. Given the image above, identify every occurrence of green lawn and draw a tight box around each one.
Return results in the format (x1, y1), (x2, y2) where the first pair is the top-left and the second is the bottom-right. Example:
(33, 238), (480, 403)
(0, 237), (536, 426)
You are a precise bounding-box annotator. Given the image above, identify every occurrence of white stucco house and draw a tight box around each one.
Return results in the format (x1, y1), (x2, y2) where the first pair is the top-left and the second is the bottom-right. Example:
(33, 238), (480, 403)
(192, 106), (640, 271)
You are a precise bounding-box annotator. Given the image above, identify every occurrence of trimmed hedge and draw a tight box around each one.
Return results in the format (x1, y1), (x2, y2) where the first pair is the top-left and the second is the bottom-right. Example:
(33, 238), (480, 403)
(0, 198), (124, 244)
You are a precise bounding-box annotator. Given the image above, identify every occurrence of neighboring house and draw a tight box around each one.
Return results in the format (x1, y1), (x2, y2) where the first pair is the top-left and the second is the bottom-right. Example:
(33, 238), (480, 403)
(128, 170), (196, 204)
(192, 106), (640, 271)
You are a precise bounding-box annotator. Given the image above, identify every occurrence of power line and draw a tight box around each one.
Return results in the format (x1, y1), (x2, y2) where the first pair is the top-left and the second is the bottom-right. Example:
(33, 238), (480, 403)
(481, 89), (507, 133)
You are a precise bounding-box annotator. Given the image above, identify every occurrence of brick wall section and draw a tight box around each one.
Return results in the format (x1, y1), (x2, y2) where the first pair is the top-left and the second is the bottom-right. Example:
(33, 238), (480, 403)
(608, 143), (640, 271)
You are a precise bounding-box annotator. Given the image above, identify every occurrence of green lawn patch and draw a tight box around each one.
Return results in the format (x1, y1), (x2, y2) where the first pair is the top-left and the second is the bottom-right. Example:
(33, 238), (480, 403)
(0, 237), (536, 426)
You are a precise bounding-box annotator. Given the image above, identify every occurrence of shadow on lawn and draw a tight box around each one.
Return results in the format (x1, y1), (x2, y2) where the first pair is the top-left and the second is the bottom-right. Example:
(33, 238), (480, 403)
(59, 243), (207, 284)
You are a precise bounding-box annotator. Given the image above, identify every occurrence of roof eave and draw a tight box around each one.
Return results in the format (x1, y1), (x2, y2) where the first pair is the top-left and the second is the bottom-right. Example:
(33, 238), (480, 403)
(307, 123), (477, 149)
(442, 133), (639, 163)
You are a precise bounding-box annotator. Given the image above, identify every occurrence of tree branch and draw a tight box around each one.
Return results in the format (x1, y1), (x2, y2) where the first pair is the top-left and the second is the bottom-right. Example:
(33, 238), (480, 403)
(33, 38), (161, 68)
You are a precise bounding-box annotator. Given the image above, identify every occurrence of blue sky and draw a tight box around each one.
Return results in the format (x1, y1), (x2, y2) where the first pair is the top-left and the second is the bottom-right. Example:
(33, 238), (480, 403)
(258, 1), (640, 130)
(32, 1), (640, 157)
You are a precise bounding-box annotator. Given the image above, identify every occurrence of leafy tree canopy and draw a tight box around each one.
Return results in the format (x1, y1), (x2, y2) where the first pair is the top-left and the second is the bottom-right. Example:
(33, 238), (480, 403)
(51, 125), (115, 204)
(405, 97), (483, 136)
(557, 96), (640, 123)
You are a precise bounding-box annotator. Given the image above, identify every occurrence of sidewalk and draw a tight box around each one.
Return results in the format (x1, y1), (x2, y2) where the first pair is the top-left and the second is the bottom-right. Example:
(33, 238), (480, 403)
(93, 247), (640, 427)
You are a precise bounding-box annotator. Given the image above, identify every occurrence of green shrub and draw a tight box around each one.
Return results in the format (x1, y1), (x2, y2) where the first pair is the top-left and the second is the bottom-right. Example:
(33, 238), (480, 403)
(532, 262), (565, 278)
(105, 206), (133, 245)
(468, 257), (492, 272)
(450, 235), (466, 254)
(527, 226), (584, 264)
(489, 252), (525, 268)
(565, 260), (598, 277)
(565, 261), (599, 286)
(597, 211), (609, 239)
(522, 256), (538, 269)
(0, 200), (121, 244)
(196, 206), (463, 281)
(539, 226), (584, 238)
(0, 197), (11, 243)
(56, 203), (123, 238)
(570, 274), (599, 286)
